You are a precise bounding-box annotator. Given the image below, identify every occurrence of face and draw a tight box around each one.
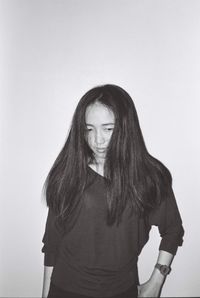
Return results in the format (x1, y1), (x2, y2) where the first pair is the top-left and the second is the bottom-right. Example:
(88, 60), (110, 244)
(85, 102), (115, 161)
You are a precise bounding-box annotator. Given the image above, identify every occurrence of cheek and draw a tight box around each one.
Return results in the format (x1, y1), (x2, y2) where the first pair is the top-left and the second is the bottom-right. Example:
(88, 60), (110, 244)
(86, 134), (94, 148)
(105, 132), (113, 143)
(108, 133), (113, 141)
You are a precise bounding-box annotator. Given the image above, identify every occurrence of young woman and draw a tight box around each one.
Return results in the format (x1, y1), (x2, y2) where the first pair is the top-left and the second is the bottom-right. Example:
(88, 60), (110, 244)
(41, 84), (184, 298)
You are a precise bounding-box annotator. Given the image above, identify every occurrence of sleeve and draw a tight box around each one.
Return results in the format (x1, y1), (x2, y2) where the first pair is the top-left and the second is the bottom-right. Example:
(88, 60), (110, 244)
(148, 186), (184, 255)
(41, 207), (64, 266)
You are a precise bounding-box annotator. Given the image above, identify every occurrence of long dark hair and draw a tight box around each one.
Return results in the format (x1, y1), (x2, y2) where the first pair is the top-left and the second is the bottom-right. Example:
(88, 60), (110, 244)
(43, 84), (172, 226)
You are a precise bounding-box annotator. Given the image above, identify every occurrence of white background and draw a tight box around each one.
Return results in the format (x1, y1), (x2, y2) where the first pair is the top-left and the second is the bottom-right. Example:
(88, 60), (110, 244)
(1, 0), (200, 297)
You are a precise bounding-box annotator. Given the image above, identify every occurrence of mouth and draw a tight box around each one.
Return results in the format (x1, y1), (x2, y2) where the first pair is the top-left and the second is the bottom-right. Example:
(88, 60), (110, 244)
(96, 148), (107, 153)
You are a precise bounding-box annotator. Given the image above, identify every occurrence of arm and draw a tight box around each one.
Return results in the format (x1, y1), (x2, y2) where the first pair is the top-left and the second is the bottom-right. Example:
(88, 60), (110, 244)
(138, 250), (174, 297)
(41, 208), (64, 297)
(138, 187), (184, 297)
(42, 266), (54, 298)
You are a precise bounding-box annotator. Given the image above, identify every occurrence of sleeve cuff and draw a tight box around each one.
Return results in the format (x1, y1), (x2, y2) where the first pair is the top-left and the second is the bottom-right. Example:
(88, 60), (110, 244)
(159, 233), (184, 255)
(44, 253), (56, 266)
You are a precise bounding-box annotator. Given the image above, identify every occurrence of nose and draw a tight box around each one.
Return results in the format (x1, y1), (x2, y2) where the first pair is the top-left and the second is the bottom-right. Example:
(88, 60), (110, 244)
(95, 130), (105, 145)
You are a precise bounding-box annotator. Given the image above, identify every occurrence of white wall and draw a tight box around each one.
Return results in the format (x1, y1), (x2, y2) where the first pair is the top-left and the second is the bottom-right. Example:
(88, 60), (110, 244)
(1, 0), (200, 296)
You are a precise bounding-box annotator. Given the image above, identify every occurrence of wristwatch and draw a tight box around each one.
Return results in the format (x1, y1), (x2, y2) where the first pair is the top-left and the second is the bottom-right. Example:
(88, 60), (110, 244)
(155, 263), (171, 276)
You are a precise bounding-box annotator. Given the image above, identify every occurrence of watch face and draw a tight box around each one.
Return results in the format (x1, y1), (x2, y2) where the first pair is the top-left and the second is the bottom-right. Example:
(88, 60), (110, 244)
(160, 265), (170, 275)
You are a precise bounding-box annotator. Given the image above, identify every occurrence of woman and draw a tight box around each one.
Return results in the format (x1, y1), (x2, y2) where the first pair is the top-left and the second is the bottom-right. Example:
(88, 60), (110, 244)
(41, 84), (184, 298)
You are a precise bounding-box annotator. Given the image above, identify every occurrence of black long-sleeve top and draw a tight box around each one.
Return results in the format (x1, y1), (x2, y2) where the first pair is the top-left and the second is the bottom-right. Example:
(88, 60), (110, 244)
(41, 166), (184, 297)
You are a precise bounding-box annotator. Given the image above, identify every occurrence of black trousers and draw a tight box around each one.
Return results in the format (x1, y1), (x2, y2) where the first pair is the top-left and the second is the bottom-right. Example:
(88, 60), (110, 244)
(47, 282), (138, 298)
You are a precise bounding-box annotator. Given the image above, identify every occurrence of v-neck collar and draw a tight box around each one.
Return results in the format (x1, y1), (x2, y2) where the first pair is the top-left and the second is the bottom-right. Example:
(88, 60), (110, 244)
(87, 165), (105, 179)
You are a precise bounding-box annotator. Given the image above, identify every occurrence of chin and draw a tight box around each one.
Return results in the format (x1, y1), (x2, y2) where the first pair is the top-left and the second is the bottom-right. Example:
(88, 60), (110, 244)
(95, 152), (106, 159)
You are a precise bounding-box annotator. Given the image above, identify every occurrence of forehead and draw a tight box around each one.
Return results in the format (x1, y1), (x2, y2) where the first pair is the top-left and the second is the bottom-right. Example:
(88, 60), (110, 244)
(85, 102), (115, 124)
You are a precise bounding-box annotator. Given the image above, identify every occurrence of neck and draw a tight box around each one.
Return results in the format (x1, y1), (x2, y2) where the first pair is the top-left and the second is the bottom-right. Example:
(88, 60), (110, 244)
(95, 162), (104, 176)
(96, 158), (105, 166)
(89, 157), (105, 176)
(94, 154), (105, 166)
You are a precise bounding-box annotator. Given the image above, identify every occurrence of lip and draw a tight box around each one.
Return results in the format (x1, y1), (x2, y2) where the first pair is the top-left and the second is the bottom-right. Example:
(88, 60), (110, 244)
(96, 148), (107, 152)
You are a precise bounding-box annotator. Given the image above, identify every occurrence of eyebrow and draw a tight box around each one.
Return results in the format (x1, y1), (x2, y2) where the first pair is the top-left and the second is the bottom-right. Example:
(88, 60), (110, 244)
(86, 123), (115, 126)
